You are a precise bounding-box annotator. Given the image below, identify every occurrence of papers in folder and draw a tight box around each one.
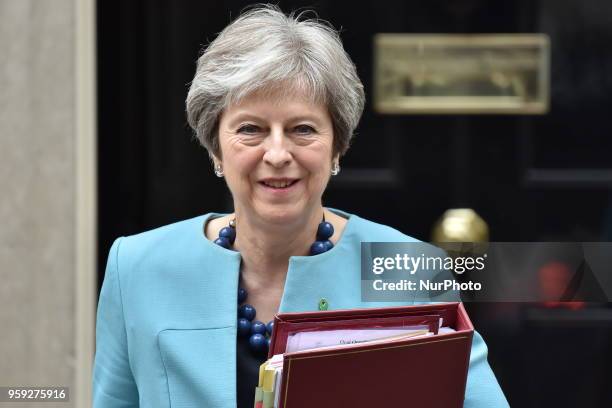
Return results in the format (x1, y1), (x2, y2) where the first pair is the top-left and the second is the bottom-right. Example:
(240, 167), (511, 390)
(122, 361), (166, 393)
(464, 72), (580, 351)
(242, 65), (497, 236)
(254, 316), (456, 407)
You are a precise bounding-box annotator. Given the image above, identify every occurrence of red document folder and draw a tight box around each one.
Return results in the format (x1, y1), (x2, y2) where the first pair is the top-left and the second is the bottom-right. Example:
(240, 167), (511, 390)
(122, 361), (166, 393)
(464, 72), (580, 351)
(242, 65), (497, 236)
(268, 302), (474, 408)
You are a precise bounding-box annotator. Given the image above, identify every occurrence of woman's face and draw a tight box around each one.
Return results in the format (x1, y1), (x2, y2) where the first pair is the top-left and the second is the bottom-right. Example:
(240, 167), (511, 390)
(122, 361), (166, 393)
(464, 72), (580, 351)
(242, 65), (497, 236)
(216, 90), (336, 225)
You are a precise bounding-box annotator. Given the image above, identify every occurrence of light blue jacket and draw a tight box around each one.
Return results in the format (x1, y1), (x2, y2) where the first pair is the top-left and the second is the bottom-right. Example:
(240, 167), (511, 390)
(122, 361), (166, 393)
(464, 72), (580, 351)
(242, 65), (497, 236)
(93, 210), (509, 407)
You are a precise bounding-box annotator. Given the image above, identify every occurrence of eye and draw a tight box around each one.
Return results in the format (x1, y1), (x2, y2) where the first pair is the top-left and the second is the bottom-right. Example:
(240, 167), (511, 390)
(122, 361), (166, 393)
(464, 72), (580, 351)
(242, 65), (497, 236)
(236, 124), (262, 135)
(293, 124), (316, 136)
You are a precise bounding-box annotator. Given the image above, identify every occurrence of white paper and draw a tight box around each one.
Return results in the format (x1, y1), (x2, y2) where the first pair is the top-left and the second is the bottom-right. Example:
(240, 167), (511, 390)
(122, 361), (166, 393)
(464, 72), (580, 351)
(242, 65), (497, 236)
(273, 366), (282, 408)
(285, 326), (431, 353)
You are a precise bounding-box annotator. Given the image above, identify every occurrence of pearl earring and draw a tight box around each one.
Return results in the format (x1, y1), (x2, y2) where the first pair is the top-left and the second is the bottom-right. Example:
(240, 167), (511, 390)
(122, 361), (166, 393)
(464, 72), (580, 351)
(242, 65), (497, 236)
(331, 162), (340, 176)
(214, 163), (224, 177)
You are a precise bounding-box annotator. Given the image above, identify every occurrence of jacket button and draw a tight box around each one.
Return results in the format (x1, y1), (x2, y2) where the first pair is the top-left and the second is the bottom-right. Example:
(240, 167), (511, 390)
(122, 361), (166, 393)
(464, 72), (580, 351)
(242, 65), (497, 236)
(318, 298), (328, 311)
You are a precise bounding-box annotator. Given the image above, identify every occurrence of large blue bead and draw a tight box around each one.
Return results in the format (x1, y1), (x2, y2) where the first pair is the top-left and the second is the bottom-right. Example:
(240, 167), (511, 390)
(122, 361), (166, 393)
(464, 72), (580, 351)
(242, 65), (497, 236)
(251, 320), (267, 335)
(309, 241), (328, 255)
(237, 318), (251, 337)
(266, 321), (274, 335)
(214, 237), (231, 249)
(219, 226), (236, 244)
(238, 287), (247, 304)
(267, 337), (271, 349)
(249, 333), (267, 353)
(317, 221), (334, 240)
(238, 304), (256, 321)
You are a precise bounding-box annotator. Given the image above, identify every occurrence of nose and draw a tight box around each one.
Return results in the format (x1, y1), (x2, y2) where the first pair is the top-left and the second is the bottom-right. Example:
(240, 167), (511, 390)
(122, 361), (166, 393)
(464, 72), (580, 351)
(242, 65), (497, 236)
(262, 127), (292, 168)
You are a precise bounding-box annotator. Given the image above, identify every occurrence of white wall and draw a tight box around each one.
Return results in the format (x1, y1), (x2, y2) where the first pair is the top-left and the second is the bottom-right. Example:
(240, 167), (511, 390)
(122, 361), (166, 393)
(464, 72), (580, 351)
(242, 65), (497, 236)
(0, 0), (96, 406)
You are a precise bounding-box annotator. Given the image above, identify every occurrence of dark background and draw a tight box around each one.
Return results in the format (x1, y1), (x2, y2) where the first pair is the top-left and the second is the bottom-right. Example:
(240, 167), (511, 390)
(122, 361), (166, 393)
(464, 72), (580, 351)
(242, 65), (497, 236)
(97, 1), (612, 406)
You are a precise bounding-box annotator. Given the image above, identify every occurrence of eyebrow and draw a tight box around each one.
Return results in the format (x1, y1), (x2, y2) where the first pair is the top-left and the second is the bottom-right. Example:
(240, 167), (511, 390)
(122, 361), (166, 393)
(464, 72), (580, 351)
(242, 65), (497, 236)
(225, 113), (326, 128)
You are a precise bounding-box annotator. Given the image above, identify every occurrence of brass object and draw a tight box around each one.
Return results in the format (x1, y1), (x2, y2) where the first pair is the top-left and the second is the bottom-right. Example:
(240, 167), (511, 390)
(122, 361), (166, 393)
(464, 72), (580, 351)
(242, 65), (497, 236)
(431, 208), (489, 243)
(374, 34), (550, 114)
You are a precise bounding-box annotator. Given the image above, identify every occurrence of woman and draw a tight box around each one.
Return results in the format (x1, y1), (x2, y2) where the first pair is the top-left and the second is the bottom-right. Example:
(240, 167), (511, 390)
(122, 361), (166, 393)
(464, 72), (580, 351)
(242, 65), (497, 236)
(93, 5), (509, 408)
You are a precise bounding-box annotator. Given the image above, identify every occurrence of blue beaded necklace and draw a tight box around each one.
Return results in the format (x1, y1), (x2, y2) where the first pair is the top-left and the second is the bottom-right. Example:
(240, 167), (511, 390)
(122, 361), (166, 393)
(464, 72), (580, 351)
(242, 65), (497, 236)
(214, 214), (335, 354)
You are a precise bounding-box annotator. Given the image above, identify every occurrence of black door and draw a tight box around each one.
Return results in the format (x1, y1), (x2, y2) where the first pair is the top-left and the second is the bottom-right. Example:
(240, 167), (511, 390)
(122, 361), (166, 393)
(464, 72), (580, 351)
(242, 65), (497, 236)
(98, 1), (612, 406)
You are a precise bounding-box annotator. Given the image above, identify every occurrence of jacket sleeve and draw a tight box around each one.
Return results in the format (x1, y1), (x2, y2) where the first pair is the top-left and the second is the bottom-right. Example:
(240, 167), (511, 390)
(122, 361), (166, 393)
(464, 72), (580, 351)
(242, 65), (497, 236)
(464, 331), (510, 407)
(93, 237), (140, 407)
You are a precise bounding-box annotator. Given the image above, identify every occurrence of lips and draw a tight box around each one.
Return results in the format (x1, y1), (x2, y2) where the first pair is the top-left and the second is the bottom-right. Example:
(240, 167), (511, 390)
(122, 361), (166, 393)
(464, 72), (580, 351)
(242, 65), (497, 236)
(259, 178), (300, 189)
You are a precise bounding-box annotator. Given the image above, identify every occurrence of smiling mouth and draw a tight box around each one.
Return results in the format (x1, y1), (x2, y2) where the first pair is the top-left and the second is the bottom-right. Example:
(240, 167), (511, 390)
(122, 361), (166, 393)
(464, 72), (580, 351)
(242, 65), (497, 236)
(259, 179), (299, 189)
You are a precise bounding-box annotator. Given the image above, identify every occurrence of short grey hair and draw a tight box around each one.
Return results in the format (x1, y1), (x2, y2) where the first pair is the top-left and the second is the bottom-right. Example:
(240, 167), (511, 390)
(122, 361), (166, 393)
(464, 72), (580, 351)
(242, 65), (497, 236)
(186, 4), (365, 158)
